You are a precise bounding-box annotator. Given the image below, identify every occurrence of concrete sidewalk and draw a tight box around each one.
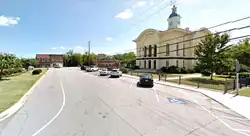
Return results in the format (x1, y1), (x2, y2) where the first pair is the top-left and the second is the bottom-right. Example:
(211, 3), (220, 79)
(124, 74), (250, 119)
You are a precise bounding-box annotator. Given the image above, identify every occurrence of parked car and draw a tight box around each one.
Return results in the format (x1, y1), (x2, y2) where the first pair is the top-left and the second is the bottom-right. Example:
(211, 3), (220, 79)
(110, 69), (122, 77)
(86, 66), (99, 72)
(99, 68), (109, 76)
(81, 65), (86, 70)
(137, 73), (154, 87)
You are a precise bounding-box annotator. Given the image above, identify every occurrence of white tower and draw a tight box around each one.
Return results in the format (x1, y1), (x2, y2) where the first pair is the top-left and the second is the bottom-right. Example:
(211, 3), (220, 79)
(167, 5), (181, 29)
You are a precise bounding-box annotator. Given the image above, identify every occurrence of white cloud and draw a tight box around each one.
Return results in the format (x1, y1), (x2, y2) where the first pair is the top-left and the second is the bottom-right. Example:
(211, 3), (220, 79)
(52, 47), (57, 50)
(0, 15), (20, 26)
(115, 9), (133, 19)
(132, 1), (147, 8)
(106, 37), (113, 41)
(60, 46), (65, 49)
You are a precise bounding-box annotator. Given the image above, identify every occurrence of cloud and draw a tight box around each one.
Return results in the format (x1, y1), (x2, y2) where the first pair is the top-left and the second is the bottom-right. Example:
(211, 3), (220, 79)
(52, 47), (57, 50)
(132, 1), (147, 8)
(0, 15), (20, 26)
(115, 9), (133, 19)
(60, 46), (65, 49)
(106, 37), (113, 41)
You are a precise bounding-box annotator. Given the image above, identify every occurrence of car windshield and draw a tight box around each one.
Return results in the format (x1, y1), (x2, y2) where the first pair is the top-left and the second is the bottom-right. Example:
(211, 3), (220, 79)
(112, 70), (118, 72)
(140, 74), (152, 79)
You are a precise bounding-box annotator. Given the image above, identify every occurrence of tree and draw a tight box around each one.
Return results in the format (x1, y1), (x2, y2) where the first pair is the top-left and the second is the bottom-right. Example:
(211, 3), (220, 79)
(0, 53), (19, 79)
(195, 33), (233, 80)
(227, 39), (250, 72)
(112, 52), (136, 68)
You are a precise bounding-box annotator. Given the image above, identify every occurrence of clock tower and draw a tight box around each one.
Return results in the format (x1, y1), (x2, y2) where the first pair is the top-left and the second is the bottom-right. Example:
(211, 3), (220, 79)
(167, 5), (181, 29)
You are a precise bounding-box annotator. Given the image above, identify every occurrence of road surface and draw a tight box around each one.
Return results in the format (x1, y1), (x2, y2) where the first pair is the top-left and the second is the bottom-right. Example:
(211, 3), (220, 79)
(0, 67), (250, 136)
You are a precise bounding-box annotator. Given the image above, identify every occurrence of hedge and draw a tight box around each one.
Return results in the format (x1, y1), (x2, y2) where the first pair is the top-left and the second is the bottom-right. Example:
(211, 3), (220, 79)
(32, 69), (42, 75)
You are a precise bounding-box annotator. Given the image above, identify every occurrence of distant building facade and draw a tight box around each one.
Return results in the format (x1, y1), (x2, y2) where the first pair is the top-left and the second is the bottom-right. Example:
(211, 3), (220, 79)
(93, 60), (120, 68)
(36, 54), (63, 68)
(133, 5), (210, 70)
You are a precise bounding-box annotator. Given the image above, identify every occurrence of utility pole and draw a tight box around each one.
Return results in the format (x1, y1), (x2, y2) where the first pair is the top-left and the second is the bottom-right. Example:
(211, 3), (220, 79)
(88, 41), (91, 66)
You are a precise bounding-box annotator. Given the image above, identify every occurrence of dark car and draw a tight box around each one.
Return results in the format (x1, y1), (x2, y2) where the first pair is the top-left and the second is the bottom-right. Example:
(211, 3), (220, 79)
(81, 65), (86, 70)
(137, 73), (154, 87)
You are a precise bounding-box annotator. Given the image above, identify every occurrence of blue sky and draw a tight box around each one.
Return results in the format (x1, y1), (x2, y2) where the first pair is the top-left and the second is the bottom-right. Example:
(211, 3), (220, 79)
(0, 0), (250, 58)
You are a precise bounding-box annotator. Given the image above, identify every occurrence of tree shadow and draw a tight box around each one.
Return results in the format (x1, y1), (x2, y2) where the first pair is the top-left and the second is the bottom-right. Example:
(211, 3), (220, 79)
(0, 78), (10, 82)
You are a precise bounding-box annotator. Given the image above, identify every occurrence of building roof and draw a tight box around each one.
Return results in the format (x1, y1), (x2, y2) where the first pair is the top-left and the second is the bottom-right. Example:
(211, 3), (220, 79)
(169, 12), (180, 18)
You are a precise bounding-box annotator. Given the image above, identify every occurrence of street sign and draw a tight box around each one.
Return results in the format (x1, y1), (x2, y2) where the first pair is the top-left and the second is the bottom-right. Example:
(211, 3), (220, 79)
(167, 98), (187, 104)
(236, 59), (240, 73)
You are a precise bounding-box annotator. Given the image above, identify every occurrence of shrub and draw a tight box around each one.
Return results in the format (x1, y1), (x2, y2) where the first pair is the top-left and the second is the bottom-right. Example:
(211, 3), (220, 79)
(120, 67), (128, 73)
(240, 64), (250, 72)
(201, 70), (212, 76)
(179, 67), (188, 74)
(160, 67), (167, 73)
(187, 69), (195, 73)
(132, 66), (140, 70)
(239, 72), (250, 78)
(167, 66), (179, 73)
(81, 66), (86, 70)
(32, 69), (42, 75)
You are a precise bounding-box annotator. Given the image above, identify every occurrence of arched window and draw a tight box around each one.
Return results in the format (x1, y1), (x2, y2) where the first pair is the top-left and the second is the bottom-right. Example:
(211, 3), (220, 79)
(144, 60), (146, 68)
(149, 45), (152, 57)
(153, 60), (156, 69)
(148, 60), (151, 69)
(154, 45), (157, 57)
(144, 47), (147, 57)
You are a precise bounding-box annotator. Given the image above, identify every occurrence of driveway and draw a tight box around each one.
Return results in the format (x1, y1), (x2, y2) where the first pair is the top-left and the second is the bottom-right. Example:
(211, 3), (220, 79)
(0, 67), (249, 136)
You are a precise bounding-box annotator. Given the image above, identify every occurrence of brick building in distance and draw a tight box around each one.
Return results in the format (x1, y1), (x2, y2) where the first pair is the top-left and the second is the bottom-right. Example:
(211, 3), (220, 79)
(36, 54), (63, 68)
(93, 60), (120, 68)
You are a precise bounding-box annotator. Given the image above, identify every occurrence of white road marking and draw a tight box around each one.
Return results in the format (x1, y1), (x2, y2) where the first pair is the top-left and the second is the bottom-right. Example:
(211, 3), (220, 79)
(217, 116), (250, 121)
(31, 80), (66, 136)
(152, 88), (160, 103)
(212, 107), (232, 111)
(177, 90), (249, 136)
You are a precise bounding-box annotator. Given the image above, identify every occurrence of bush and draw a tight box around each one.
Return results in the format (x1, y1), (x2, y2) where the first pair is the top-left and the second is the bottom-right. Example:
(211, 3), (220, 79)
(240, 64), (250, 72)
(160, 67), (167, 73)
(32, 69), (42, 75)
(201, 70), (212, 76)
(180, 67), (188, 74)
(132, 66), (140, 70)
(167, 66), (179, 73)
(120, 67), (128, 73)
(187, 69), (195, 73)
(239, 72), (250, 78)
(81, 66), (86, 70)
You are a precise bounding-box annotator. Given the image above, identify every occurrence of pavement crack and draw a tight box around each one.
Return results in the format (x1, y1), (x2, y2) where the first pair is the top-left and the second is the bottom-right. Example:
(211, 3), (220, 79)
(96, 96), (144, 136)
(184, 119), (217, 136)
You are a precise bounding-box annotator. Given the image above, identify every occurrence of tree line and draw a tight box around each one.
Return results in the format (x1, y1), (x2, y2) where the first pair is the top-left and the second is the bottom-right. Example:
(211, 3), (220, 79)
(0, 53), (38, 79)
(63, 49), (136, 68)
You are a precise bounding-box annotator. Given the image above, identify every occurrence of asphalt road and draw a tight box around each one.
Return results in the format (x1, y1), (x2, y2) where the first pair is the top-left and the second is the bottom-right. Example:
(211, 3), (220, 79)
(0, 67), (250, 136)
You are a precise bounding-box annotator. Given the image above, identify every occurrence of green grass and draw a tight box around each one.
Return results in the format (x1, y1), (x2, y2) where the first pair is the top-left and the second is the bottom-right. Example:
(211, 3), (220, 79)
(166, 77), (226, 91)
(239, 87), (250, 97)
(128, 71), (200, 79)
(0, 69), (47, 112)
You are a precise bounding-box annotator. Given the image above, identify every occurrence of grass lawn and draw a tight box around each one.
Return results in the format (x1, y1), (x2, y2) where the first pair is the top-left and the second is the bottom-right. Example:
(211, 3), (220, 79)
(128, 71), (200, 79)
(238, 87), (250, 97)
(0, 69), (47, 113)
(166, 76), (228, 91)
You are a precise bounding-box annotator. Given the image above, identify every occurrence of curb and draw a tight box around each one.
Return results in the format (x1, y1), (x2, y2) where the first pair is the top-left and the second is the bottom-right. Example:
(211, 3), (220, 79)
(123, 74), (249, 119)
(0, 69), (50, 122)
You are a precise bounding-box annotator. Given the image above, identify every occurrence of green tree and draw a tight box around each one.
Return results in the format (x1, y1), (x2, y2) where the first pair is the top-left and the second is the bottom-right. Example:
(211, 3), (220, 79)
(195, 33), (233, 80)
(0, 53), (19, 79)
(227, 39), (250, 72)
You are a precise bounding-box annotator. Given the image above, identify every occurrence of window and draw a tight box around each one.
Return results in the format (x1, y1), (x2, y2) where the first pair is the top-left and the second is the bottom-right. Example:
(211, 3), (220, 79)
(148, 45), (152, 57)
(176, 43), (179, 56)
(166, 44), (170, 56)
(176, 60), (179, 67)
(148, 60), (151, 69)
(153, 60), (156, 69)
(183, 44), (186, 56)
(144, 47), (147, 57)
(144, 60), (146, 68)
(166, 60), (169, 67)
(42, 58), (45, 62)
(154, 45), (157, 57)
(52, 57), (55, 61)
(183, 60), (185, 68)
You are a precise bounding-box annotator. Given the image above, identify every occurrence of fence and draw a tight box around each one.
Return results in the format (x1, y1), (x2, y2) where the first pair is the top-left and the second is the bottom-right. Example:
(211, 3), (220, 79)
(128, 70), (250, 94)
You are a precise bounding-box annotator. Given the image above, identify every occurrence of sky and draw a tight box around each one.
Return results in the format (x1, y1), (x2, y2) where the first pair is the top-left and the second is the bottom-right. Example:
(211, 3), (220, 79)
(0, 0), (250, 58)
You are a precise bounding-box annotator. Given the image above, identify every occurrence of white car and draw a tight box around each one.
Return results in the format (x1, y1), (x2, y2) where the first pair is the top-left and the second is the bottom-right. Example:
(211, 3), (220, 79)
(110, 69), (122, 77)
(86, 66), (98, 72)
(99, 69), (109, 76)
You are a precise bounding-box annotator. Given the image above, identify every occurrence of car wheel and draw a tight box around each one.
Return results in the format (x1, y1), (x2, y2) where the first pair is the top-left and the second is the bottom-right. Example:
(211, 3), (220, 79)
(137, 82), (140, 87)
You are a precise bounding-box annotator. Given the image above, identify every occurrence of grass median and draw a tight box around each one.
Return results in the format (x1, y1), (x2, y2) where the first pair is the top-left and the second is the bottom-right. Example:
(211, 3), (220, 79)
(0, 69), (47, 113)
(239, 87), (250, 97)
